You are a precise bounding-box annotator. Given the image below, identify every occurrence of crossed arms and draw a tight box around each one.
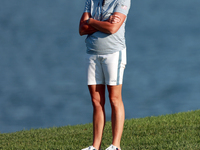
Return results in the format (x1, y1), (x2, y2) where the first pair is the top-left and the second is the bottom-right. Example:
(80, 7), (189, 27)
(79, 12), (126, 36)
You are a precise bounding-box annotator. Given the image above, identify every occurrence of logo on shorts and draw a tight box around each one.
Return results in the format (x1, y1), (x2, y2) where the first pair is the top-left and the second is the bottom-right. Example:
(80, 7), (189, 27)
(111, 80), (117, 82)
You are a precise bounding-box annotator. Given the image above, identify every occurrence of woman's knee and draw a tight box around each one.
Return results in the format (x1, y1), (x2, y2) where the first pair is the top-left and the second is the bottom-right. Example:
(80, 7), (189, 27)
(109, 95), (122, 108)
(92, 97), (105, 108)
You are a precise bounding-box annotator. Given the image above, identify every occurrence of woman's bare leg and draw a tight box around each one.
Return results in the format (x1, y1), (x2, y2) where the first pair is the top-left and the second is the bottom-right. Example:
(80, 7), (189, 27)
(88, 84), (106, 150)
(107, 84), (125, 149)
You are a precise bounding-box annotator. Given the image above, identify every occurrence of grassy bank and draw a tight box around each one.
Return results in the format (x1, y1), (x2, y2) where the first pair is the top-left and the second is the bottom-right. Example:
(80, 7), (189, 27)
(0, 110), (200, 150)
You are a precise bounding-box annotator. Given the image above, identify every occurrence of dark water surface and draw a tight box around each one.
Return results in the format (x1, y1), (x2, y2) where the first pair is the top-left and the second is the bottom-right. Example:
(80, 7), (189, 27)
(0, 0), (200, 133)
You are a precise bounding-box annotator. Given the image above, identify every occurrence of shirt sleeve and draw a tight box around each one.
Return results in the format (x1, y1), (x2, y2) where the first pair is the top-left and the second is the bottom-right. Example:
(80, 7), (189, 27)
(114, 0), (131, 16)
(84, 0), (91, 13)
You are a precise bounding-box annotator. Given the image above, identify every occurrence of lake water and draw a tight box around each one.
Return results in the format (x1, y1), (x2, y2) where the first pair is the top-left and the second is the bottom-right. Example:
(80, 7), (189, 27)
(0, 0), (200, 133)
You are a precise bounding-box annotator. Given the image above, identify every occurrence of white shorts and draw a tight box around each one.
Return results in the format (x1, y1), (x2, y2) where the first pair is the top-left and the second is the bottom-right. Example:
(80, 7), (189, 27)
(86, 49), (126, 85)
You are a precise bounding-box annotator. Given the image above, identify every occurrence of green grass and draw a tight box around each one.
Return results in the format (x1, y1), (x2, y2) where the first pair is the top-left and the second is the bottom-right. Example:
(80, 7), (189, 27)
(0, 110), (200, 150)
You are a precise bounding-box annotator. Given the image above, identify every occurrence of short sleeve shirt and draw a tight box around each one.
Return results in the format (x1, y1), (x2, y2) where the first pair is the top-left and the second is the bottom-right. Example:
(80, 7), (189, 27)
(83, 0), (131, 55)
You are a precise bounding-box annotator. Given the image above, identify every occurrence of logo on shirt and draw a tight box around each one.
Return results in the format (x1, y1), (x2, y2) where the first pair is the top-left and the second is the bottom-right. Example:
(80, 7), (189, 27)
(121, 4), (127, 10)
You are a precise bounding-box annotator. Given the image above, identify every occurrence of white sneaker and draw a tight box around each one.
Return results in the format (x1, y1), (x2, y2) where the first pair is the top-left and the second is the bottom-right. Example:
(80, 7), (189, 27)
(105, 144), (121, 150)
(82, 146), (98, 150)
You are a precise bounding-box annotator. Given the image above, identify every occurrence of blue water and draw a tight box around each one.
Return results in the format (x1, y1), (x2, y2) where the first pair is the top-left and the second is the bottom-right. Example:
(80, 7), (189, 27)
(0, 0), (200, 133)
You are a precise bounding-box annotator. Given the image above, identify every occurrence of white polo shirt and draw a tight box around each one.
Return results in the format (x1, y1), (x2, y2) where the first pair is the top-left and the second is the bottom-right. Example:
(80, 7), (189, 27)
(84, 0), (131, 55)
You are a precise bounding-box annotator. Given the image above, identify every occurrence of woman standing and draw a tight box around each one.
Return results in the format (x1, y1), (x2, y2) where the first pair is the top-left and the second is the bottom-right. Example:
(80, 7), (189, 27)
(79, 0), (130, 149)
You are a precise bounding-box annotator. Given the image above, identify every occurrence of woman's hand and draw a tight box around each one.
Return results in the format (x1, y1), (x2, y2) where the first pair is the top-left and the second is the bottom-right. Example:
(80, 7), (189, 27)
(108, 15), (121, 24)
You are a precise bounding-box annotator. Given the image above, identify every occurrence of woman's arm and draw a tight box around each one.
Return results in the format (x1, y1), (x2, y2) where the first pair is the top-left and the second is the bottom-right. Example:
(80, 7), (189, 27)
(87, 12), (126, 34)
(79, 12), (98, 36)
(79, 12), (124, 36)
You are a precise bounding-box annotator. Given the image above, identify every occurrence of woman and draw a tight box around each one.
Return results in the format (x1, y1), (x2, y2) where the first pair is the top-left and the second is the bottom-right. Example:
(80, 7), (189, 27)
(79, 0), (130, 149)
